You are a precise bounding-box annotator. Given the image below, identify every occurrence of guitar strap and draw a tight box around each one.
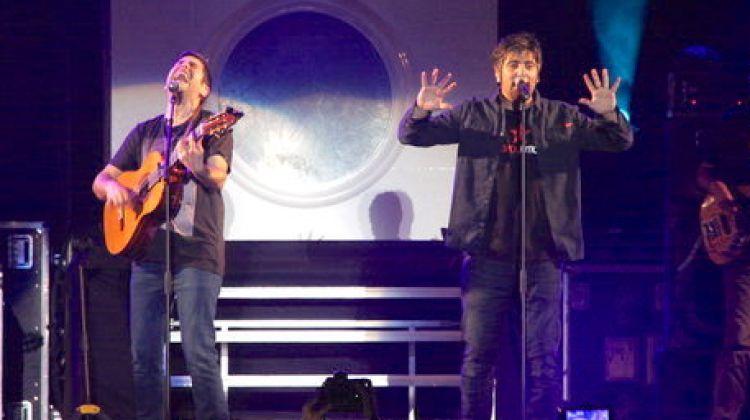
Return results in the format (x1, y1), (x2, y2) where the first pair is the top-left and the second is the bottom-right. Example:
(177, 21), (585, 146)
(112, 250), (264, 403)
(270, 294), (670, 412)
(163, 113), (205, 238)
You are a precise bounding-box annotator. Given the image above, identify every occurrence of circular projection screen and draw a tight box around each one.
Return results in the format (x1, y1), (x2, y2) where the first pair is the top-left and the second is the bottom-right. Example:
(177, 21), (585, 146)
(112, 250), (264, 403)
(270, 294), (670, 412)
(218, 11), (397, 207)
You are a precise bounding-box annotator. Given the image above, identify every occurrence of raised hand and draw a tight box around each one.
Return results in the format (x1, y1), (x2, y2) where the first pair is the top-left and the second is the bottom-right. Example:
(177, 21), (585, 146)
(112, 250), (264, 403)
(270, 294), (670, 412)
(578, 68), (621, 115)
(417, 68), (458, 111)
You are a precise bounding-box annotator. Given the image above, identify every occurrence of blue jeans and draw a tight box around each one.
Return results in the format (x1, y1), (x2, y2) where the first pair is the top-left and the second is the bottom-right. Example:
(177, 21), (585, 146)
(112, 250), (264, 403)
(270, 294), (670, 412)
(460, 256), (562, 420)
(130, 263), (229, 420)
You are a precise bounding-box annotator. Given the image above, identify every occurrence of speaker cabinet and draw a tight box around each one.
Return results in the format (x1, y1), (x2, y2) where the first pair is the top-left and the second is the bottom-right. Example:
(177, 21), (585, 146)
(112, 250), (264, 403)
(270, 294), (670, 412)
(1, 222), (50, 420)
(563, 263), (664, 415)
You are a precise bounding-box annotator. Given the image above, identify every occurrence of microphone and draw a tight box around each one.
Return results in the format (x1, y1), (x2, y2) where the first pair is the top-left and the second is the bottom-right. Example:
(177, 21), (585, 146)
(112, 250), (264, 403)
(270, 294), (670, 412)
(517, 79), (531, 101)
(167, 80), (181, 93)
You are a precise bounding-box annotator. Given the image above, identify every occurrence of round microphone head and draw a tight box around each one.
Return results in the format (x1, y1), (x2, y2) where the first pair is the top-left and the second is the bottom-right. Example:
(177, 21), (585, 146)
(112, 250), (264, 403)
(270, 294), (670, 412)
(167, 81), (180, 93)
(519, 82), (531, 100)
(514, 78), (531, 100)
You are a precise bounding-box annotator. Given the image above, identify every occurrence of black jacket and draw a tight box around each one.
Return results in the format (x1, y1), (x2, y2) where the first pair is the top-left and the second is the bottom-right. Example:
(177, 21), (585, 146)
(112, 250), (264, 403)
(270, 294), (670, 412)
(398, 92), (633, 260)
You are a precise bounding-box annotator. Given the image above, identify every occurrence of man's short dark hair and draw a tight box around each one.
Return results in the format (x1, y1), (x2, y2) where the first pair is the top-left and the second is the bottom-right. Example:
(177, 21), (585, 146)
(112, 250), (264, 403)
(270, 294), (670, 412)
(176, 50), (212, 91)
(491, 32), (543, 70)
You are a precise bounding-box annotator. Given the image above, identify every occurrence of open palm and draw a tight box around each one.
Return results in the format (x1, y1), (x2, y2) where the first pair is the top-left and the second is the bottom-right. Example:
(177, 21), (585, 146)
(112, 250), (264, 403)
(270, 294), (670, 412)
(578, 68), (621, 115)
(417, 68), (458, 111)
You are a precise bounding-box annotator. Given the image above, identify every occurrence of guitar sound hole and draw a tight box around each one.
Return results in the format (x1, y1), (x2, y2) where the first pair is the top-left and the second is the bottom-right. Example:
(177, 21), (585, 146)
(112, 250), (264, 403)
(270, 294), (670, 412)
(704, 220), (719, 239)
(133, 200), (143, 216)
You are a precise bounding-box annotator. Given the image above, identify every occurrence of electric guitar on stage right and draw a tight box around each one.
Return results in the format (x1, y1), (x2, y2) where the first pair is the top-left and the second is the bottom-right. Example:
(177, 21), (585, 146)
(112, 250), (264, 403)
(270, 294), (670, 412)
(700, 187), (750, 265)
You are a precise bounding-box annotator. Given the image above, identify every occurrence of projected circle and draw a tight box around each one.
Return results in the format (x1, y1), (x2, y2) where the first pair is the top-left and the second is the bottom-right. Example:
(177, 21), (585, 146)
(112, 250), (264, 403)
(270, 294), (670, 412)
(219, 11), (394, 207)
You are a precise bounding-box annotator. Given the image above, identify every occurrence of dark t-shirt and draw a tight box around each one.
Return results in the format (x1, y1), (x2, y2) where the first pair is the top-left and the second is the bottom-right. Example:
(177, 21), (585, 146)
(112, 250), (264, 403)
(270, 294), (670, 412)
(110, 110), (233, 275)
(486, 107), (556, 262)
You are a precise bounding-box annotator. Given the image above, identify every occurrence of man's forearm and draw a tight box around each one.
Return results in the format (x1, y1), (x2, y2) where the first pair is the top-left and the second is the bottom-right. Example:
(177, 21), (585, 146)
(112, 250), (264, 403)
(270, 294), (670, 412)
(191, 164), (226, 190)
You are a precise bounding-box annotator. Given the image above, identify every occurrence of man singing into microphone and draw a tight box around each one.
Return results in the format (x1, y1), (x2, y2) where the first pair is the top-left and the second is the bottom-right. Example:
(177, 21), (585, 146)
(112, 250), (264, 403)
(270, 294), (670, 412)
(398, 32), (633, 420)
(92, 51), (231, 420)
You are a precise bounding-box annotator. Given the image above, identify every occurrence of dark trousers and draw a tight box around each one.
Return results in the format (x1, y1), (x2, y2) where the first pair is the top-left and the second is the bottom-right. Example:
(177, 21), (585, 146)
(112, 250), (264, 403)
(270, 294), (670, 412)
(130, 262), (229, 420)
(460, 256), (562, 420)
(712, 259), (750, 420)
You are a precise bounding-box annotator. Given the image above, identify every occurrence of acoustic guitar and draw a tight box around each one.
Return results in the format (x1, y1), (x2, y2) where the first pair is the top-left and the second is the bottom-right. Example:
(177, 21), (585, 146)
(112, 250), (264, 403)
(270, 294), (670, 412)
(103, 107), (243, 257)
(700, 188), (750, 265)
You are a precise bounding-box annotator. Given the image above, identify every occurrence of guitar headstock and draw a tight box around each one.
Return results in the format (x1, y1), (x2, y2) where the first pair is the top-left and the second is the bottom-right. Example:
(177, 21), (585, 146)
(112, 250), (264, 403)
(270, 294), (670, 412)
(197, 107), (244, 138)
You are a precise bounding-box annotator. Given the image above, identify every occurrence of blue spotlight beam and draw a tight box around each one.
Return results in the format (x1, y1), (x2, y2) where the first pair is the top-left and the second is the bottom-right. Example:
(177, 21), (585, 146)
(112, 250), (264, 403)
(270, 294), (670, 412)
(591, 0), (648, 121)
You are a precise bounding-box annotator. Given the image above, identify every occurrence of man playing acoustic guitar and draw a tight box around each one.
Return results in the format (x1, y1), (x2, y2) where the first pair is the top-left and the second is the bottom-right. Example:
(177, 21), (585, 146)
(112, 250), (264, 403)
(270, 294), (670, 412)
(697, 102), (750, 420)
(92, 51), (231, 420)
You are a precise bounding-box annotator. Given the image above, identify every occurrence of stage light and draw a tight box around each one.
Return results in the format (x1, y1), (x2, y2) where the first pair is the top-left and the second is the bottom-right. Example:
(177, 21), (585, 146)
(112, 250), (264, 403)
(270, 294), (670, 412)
(591, 0), (648, 121)
(560, 407), (611, 419)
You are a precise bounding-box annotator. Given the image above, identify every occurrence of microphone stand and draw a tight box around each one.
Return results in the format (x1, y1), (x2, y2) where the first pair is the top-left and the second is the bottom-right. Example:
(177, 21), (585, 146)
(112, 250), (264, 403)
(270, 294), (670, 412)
(161, 89), (178, 420)
(516, 89), (529, 420)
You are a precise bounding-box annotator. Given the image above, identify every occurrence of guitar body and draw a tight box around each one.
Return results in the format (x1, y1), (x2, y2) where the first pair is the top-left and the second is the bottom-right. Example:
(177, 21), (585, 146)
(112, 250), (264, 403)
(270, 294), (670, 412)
(700, 193), (749, 265)
(103, 151), (166, 256)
